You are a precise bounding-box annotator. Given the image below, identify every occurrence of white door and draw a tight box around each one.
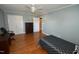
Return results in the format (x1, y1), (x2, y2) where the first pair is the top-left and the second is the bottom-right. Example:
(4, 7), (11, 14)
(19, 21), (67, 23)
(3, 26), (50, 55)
(7, 15), (24, 34)
(33, 17), (40, 32)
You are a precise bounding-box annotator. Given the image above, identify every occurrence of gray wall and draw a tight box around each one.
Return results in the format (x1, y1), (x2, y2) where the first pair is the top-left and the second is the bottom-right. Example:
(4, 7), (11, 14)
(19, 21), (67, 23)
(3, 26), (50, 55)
(0, 9), (5, 28)
(42, 5), (79, 44)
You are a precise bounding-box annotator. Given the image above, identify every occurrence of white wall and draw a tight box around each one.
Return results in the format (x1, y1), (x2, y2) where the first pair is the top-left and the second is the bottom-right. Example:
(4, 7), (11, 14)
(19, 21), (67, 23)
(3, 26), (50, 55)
(42, 5), (79, 44)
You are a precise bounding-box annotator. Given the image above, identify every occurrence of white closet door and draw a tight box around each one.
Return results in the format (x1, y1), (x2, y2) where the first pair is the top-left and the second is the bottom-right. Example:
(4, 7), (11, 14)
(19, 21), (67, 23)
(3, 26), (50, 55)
(33, 17), (40, 32)
(7, 15), (24, 34)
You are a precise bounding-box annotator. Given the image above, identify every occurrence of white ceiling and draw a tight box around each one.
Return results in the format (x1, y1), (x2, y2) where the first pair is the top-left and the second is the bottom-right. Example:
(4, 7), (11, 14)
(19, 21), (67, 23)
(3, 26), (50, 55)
(0, 4), (74, 16)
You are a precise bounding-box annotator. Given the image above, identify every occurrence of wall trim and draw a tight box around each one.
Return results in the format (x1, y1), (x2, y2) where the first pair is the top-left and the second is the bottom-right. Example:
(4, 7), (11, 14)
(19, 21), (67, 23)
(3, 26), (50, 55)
(15, 32), (25, 35)
(43, 4), (77, 16)
(42, 32), (50, 35)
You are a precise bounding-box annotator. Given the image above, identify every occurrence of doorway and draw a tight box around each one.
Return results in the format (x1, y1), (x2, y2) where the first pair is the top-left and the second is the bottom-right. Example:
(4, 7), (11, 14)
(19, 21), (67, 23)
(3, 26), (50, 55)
(25, 22), (33, 34)
(33, 17), (42, 33)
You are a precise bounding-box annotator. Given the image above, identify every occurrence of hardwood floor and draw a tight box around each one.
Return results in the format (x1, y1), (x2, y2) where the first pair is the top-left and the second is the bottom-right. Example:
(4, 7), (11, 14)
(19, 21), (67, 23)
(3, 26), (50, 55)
(10, 32), (47, 54)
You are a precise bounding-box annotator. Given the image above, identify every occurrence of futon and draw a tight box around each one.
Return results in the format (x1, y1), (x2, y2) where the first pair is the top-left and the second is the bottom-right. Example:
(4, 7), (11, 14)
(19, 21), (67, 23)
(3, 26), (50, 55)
(39, 35), (75, 54)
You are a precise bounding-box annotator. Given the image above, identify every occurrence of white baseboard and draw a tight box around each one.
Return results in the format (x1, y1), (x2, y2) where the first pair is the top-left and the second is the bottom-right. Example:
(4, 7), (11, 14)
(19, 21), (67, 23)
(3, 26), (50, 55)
(15, 32), (25, 35)
(42, 32), (50, 35)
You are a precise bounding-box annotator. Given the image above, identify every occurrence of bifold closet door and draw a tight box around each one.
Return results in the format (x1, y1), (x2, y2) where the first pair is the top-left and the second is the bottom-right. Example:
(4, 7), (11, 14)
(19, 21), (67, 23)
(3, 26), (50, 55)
(7, 15), (24, 34)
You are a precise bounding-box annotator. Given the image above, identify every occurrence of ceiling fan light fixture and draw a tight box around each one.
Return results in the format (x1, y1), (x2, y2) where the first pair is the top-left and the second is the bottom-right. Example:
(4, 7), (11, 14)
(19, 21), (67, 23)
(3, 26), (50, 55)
(31, 6), (36, 13)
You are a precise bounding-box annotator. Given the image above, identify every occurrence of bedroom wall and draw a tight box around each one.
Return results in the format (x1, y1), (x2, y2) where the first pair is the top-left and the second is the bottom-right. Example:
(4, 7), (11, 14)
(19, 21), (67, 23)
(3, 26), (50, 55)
(42, 5), (79, 44)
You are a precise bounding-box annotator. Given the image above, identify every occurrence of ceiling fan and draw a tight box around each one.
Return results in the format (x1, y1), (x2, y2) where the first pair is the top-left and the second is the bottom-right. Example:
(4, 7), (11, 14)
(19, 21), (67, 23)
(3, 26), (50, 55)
(25, 4), (43, 17)
(31, 4), (36, 13)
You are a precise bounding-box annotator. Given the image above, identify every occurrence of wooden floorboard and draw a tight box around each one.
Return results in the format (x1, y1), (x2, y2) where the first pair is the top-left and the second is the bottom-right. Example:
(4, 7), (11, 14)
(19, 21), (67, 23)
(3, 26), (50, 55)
(10, 32), (47, 54)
